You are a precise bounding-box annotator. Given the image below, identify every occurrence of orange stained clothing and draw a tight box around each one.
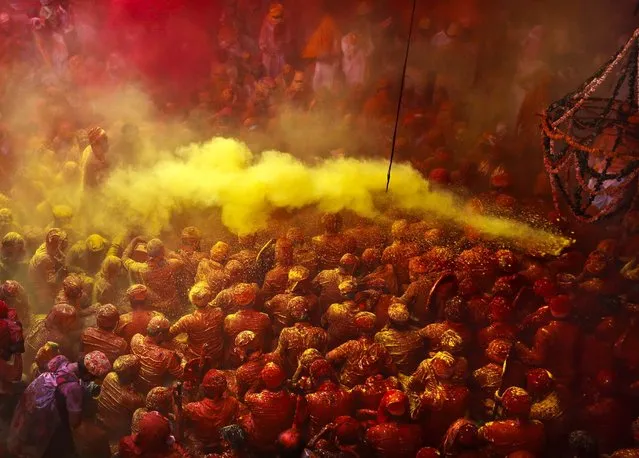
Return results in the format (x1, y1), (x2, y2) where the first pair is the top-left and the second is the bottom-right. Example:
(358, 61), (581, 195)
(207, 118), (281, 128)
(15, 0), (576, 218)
(130, 334), (184, 392)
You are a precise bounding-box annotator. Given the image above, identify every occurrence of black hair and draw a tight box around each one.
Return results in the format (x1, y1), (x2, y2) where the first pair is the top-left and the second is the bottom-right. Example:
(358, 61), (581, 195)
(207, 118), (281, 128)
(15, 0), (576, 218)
(77, 355), (90, 378)
(220, 424), (247, 450)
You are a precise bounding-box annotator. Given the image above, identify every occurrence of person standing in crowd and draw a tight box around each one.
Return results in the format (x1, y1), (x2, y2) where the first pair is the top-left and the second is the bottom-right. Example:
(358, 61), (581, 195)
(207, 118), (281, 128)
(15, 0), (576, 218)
(8, 351), (111, 458)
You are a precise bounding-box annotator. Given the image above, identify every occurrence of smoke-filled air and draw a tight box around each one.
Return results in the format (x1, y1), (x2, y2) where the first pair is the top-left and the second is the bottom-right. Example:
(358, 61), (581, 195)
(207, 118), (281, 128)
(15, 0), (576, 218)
(78, 136), (570, 255)
(6, 0), (639, 455)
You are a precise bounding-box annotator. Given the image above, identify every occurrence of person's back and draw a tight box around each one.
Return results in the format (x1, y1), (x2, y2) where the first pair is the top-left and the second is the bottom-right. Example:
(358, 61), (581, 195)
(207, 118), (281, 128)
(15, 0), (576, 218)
(327, 312), (396, 388)
(124, 239), (184, 319)
(92, 254), (123, 306)
(171, 248), (206, 289)
(0, 232), (28, 285)
(224, 307), (271, 353)
(375, 326), (423, 375)
(381, 241), (421, 288)
(399, 274), (436, 325)
(140, 259), (183, 318)
(25, 304), (77, 365)
(264, 291), (295, 335)
(116, 310), (163, 345)
(305, 359), (353, 437)
(517, 298), (581, 387)
(267, 265), (319, 333)
(479, 418), (545, 456)
(119, 412), (187, 458)
(313, 267), (349, 313)
(184, 370), (239, 451)
(478, 387), (545, 456)
(81, 325), (127, 363)
(228, 237), (259, 283)
(242, 363), (296, 452)
(81, 304), (127, 363)
(28, 243), (63, 310)
(185, 396), (239, 448)
(113, 284), (159, 346)
(130, 329), (183, 393)
(328, 336), (395, 388)
(277, 321), (327, 375)
(67, 234), (110, 277)
(313, 233), (357, 271)
(170, 283), (224, 363)
(291, 245), (318, 279)
(312, 214), (356, 271)
(374, 304), (425, 374)
(262, 263), (289, 295)
(97, 355), (144, 438)
(366, 420), (423, 458)
(173, 306), (224, 358)
(211, 281), (262, 315)
(323, 297), (359, 348)
(245, 388), (295, 440)
(306, 380), (353, 436)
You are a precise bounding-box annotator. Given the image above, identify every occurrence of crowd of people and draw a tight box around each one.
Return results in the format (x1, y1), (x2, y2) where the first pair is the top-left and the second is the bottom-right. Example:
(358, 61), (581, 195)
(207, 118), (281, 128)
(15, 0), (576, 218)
(1, 0), (639, 457)
(4, 204), (639, 458)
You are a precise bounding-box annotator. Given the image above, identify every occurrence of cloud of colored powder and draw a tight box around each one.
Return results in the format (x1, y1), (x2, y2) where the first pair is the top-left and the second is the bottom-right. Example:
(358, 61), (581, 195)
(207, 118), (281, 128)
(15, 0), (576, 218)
(87, 137), (572, 255)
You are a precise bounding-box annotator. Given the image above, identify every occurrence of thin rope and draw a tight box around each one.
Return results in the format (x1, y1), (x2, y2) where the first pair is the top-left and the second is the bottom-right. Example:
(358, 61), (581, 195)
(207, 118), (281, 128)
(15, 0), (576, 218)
(385, 0), (418, 192)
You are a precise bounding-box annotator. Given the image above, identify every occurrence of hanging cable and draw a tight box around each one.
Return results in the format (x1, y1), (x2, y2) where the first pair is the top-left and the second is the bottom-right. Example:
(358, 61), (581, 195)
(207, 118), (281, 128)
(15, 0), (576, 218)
(385, 0), (418, 192)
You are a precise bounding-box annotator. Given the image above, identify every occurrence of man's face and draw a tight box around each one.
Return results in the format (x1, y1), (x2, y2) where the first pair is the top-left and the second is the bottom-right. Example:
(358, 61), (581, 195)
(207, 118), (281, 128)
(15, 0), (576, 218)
(291, 73), (305, 92)
(222, 88), (234, 104)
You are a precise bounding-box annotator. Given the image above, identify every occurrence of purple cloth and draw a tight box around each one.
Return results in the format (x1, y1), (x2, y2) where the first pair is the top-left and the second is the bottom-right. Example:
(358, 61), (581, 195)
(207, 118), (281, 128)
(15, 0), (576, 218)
(8, 356), (83, 458)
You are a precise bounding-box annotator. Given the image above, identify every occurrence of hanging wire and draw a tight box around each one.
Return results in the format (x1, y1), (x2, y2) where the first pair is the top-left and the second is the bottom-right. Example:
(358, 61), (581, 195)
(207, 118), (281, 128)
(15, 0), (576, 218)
(385, 0), (418, 192)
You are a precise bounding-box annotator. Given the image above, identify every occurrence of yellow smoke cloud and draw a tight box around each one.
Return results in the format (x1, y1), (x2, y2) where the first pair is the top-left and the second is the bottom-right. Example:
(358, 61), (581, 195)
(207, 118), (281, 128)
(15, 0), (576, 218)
(89, 137), (571, 255)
